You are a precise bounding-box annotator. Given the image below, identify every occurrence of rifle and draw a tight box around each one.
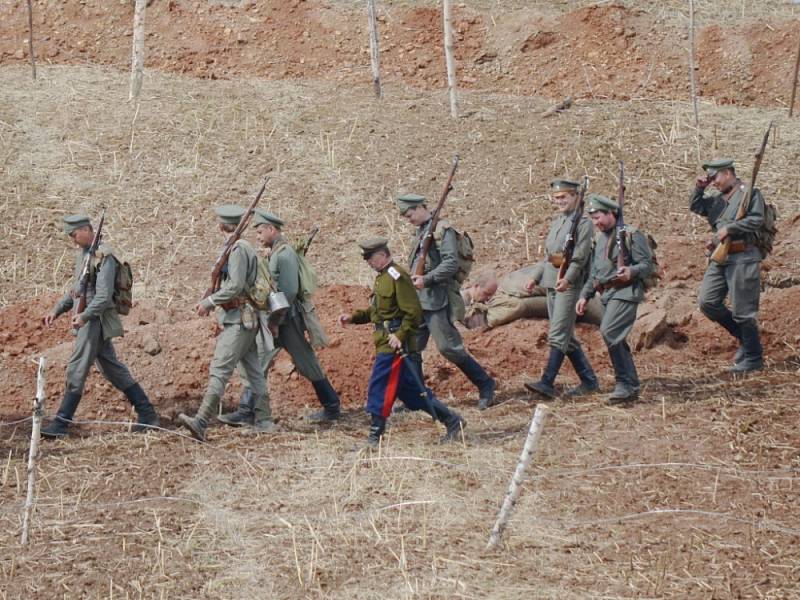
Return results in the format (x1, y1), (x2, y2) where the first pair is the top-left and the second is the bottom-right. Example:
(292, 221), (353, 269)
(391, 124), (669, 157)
(413, 154), (459, 278)
(301, 226), (319, 256)
(615, 160), (631, 271)
(72, 209), (106, 322)
(203, 176), (270, 299)
(557, 177), (589, 282)
(709, 122), (772, 264)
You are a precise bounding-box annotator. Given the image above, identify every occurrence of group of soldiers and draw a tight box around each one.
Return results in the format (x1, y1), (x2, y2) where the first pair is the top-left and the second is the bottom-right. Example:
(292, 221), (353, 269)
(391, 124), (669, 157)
(39, 156), (767, 446)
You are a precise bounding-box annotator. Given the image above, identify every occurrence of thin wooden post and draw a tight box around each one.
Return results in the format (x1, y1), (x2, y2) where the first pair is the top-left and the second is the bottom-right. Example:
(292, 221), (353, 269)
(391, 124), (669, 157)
(688, 0), (699, 127)
(487, 404), (549, 550)
(366, 0), (382, 99)
(442, 0), (458, 118)
(129, 0), (147, 100)
(21, 356), (47, 545)
(26, 0), (36, 80)
(789, 36), (800, 117)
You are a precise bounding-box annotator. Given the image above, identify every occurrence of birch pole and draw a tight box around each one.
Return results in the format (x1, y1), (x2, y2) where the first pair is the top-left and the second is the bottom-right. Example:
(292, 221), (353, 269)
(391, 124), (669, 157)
(367, 0), (382, 99)
(129, 0), (147, 100)
(442, 0), (458, 118)
(26, 0), (36, 80)
(487, 404), (549, 550)
(688, 0), (699, 128)
(21, 356), (47, 545)
(789, 36), (800, 117)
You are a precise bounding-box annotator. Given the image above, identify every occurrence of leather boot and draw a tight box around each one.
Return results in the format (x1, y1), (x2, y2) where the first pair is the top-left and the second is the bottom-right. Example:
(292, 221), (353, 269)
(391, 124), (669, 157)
(307, 379), (341, 423)
(366, 414), (386, 448)
(716, 312), (746, 364)
(524, 348), (565, 399)
(606, 344), (638, 405)
(730, 321), (763, 374)
(177, 414), (208, 441)
(456, 356), (496, 409)
(249, 392), (277, 433)
(428, 397), (466, 444)
(218, 387), (255, 427)
(564, 347), (599, 398)
(41, 392), (82, 439)
(124, 383), (160, 433)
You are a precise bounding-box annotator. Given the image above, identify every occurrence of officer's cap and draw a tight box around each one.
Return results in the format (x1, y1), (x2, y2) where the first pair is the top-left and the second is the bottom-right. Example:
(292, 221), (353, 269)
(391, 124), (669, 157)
(358, 236), (390, 259)
(252, 209), (285, 229)
(215, 205), (247, 226)
(587, 194), (619, 215)
(701, 158), (735, 178)
(63, 214), (91, 235)
(550, 178), (580, 192)
(396, 193), (426, 215)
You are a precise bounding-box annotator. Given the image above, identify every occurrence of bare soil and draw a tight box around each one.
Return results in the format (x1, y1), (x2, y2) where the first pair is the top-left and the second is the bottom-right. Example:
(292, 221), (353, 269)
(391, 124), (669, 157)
(1, 1), (800, 598)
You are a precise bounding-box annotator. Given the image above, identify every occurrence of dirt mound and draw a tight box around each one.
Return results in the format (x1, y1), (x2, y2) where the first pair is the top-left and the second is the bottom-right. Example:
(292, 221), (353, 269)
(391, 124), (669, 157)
(1, 0), (798, 107)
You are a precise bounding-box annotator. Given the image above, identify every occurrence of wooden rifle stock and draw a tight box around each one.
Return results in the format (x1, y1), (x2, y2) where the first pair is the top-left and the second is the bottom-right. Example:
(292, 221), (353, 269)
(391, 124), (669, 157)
(203, 176), (270, 298)
(709, 122), (772, 264)
(413, 155), (459, 278)
(557, 177), (589, 281)
(73, 208), (106, 318)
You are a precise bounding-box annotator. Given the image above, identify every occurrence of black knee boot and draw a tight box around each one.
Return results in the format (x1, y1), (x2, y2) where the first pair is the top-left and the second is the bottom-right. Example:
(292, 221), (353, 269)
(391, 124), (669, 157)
(124, 383), (160, 433)
(219, 387), (255, 427)
(307, 379), (341, 423)
(606, 344), (639, 405)
(428, 397), (466, 443)
(456, 356), (496, 410)
(730, 321), (763, 374)
(41, 392), (82, 438)
(366, 414), (387, 448)
(524, 348), (565, 399)
(564, 347), (599, 398)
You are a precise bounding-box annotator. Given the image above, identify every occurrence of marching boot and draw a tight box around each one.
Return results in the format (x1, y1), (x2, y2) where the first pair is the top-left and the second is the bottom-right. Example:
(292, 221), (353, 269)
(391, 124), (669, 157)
(428, 397), (466, 444)
(457, 356), (496, 410)
(249, 393), (278, 434)
(366, 414), (387, 449)
(178, 394), (216, 442)
(715, 311), (744, 362)
(307, 379), (341, 423)
(564, 347), (599, 398)
(730, 321), (764, 374)
(124, 383), (160, 433)
(524, 348), (565, 399)
(606, 344), (638, 406)
(41, 392), (82, 439)
(218, 387), (255, 427)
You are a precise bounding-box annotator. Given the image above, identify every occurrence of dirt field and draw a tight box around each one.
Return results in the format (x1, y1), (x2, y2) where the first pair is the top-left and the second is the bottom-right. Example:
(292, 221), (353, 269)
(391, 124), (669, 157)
(1, 1), (800, 598)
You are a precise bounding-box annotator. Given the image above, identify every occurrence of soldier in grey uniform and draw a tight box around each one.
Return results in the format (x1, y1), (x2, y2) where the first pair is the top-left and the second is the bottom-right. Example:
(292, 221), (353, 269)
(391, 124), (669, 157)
(398, 193), (496, 409)
(523, 178), (598, 399)
(577, 194), (654, 405)
(690, 158), (765, 373)
(41, 214), (159, 438)
(219, 210), (341, 426)
(178, 206), (271, 441)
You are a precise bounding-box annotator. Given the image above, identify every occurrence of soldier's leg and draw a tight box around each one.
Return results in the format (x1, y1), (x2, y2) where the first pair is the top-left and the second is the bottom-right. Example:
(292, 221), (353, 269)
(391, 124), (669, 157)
(363, 353), (400, 447)
(95, 339), (159, 432)
(280, 315), (340, 421)
(223, 340), (280, 427)
(42, 320), (102, 438)
(524, 290), (566, 399)
(551, 287), (598, 397)
(426, 306), (496, 407)
(729, 260), (763, 372)
(238, 342), (277, 432)
(699, 262), (741, 342)
(601, 298), (640, 403)
(396, 363), (465, 443)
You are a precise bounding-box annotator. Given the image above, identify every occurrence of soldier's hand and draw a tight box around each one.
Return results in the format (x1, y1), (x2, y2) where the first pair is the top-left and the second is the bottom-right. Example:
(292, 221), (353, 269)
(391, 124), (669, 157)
(524, 279), (538, 294)
(71, 314), (85, 329)
(576, 298), (587, 316)
(695, 174), (710, 189)
(616, 266), (632, 283)
(195, 303), (211, 317)
(555, 278), (570, 293)
(388, 334), (402, 350)
(716, 226), (729, 242)
(337, 314), (351, 327)
(43, 312), (58, 328)
(411, 275), (425, 290)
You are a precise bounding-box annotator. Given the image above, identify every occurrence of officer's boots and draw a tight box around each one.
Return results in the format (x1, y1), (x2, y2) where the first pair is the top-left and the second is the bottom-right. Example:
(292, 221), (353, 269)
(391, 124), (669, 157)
(41, 392), (82, 438)
(524, 348), (565, 399)
(428, 397), (466, 444)
(366, 414), (387, 449)
(457, 356), (496, 410)
(730, 321), (764, 374)
(218, 388), (255, 427)
(307, 379), (341, 423)
(564, 348), (599, 398)
(124, 383), (161, 433)
(606, 343), (639, 405)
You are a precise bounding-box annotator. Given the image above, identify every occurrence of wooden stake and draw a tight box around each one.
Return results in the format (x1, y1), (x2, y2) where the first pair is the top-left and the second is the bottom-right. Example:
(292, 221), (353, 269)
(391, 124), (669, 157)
(688, 0), (699, 128)
(129, 0), (147, 100)
(21, 356), (47, 545)
(486, 404), (549, 550)
(366, 0), (382, 99)
(26, 0), (36, 80)
(442, 0), (458, 118)
(789, 36), (800, 117)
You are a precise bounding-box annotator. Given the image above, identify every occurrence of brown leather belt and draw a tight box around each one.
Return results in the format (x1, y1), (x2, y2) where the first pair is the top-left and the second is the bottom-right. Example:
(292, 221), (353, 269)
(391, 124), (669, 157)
(593, 278), (631, 294)
(727, 240), (750, 254)
(548, 254), (564, 268)
(220, 297), (251, 311)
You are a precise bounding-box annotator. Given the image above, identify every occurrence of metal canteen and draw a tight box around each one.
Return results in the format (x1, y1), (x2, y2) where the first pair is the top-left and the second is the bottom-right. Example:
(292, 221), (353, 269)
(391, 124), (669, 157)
(268, 291), (290, 317)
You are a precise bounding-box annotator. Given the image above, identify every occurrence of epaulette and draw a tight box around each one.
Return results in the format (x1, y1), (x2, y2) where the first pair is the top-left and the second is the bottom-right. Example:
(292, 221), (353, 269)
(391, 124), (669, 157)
(387, 266), (401, 280)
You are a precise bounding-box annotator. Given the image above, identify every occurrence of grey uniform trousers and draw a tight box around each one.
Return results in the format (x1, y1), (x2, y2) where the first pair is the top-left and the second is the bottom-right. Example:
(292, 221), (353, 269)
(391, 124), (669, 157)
(546, 287), (583, 354)
(599, 297), (639, 349)
(65, 319), (136, 396)
(698, 258), (760, 326)
(275, 313), (326, 382)
(418, 306), (469, 364)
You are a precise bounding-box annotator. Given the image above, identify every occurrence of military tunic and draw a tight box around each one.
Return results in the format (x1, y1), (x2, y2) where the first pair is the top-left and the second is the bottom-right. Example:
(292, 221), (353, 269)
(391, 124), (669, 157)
(52, 245), (136, 395)
(350, 261), (433, 417)
(690, 184), (764, 326)
(528, 211), (594, 353)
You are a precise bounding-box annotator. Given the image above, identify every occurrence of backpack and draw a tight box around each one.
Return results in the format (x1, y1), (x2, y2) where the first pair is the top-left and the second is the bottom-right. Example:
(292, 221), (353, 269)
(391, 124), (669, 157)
(275, 243), (319, 301)
(434, 219), (475, 284)
(616, 226), (660, 292)
(755, 202), (778, 258)
(112, 258), (134, 315)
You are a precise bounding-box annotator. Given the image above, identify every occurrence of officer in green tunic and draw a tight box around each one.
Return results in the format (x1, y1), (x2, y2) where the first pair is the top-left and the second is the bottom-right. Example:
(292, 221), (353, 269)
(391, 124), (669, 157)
(577, 195), (654, 405)
(178, 206), (271, 441)
(398, 194), (497, 409)
(338, 237), (465, 447)
(219, 210), (341, 426)
(690, 158), (765, 373)
(41, 214), (160, 437)
(523, 178), (598, 399)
